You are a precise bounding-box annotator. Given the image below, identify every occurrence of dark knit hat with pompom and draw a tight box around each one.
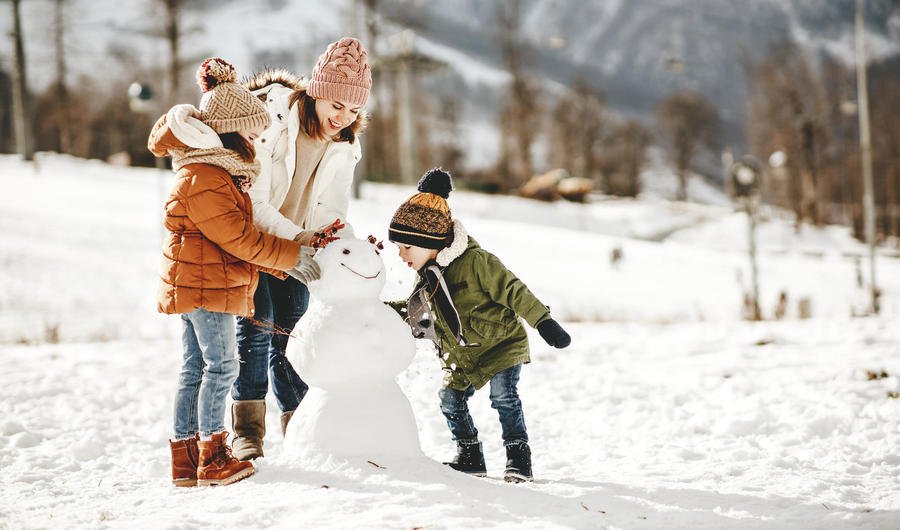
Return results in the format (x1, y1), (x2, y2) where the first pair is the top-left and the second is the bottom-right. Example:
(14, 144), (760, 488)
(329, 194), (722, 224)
(389, 168), (455, 249)
(196, 57), (270, 134)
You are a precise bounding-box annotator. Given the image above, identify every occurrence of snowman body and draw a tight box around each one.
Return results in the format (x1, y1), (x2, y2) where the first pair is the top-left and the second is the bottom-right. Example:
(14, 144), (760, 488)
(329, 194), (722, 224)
(285, 237), (422, 461)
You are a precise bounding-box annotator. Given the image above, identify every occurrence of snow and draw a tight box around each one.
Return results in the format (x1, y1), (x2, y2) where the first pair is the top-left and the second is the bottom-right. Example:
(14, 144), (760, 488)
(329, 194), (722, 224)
(2, 153), (900, 529)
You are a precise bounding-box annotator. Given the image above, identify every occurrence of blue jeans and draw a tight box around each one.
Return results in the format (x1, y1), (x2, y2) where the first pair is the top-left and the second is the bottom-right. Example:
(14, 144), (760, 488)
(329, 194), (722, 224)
(174, 308), (240, 439)
(231, 273), (309, 412)
(438, 364), (528, 446)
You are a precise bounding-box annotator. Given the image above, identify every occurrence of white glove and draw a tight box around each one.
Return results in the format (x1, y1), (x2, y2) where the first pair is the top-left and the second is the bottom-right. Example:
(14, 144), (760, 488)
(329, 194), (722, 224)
(287, 247), (321, 284)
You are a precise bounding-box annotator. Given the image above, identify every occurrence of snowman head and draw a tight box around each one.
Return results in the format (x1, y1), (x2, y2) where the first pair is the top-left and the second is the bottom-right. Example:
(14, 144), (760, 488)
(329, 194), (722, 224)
(311, 236), (386, 303)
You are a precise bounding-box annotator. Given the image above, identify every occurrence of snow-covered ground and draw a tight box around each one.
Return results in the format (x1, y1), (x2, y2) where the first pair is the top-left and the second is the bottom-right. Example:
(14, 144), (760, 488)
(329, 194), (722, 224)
(1, 154), (899, 529)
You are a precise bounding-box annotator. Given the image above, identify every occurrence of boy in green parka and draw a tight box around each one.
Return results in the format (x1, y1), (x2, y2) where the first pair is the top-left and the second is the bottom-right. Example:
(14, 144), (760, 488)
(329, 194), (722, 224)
(387, 168), (571, 483)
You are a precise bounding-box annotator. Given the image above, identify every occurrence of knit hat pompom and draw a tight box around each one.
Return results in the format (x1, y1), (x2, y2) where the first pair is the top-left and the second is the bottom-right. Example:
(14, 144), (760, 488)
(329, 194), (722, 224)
(417, 168), (453, 199)
(196, 58), (237, 93)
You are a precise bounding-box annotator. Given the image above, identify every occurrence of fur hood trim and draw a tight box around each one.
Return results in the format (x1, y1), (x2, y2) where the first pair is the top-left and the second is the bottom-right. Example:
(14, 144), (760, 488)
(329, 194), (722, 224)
(243, 68), (307, 93)
(437, 220), (468, 267)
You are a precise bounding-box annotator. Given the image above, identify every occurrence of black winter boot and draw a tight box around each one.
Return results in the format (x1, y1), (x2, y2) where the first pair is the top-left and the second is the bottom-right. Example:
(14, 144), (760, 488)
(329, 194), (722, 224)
(504, 441), (533, 483)
(444, 441), (487, 476)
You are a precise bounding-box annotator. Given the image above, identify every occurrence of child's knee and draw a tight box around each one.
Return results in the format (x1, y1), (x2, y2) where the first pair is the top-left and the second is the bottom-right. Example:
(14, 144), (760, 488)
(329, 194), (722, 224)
(438, 386), (464, 409)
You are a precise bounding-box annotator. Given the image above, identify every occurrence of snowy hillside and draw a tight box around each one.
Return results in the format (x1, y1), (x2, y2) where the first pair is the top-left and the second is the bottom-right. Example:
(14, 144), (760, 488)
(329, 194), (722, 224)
(378, 0), (900, 144)
(1, 154), (899, 529)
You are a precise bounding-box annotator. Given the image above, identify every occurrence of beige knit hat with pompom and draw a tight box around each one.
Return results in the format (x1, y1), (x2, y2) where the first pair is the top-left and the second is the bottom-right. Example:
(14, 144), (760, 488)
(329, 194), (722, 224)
(196, 58), (270, 134)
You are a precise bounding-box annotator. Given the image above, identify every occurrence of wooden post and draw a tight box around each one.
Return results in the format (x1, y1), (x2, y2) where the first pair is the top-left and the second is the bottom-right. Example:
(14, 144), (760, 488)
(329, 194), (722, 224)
(10, 0), (35, 161)
(855, 0), (878, 314)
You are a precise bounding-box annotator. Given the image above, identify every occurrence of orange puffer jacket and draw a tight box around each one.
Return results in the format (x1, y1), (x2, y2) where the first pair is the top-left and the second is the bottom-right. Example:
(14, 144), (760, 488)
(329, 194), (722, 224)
(149, 114), (301, 317)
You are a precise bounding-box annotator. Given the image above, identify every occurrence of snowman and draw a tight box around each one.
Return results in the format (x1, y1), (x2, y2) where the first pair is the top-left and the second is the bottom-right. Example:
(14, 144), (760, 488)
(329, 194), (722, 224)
(284, 235), (423, 463)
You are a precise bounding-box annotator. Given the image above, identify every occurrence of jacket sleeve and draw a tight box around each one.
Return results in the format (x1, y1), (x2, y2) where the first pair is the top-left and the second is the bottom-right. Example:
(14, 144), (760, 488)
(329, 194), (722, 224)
(183, 172), (301, 271)
(471, 251), (551, 328)
(248, 127), (305, 240)
(309, 141), (361, 230)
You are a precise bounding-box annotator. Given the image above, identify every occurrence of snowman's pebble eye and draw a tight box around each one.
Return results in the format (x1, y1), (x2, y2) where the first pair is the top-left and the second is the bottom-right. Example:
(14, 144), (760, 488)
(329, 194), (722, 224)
(342, 249), (350, 255)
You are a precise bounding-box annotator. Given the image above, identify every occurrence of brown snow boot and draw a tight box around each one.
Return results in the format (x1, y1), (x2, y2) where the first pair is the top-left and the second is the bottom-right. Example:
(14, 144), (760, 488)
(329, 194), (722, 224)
(231, 399), (266, 461)
(169, 435), (200, 487)
(280, 409), (295, 437)
(197, 432), (255, 486)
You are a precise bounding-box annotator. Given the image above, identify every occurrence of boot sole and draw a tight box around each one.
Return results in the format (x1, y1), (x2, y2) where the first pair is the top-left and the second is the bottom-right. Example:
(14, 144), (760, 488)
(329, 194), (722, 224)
(172, 478), (197, 487)
(443, 463), (487, 477)
(503, 472), (533, 483)
(233, 439), (264, 461)
(197, 466), (255, 487)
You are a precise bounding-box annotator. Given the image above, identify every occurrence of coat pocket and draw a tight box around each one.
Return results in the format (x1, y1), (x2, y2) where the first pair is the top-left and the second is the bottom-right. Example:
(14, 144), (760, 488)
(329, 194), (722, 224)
(468, 314), (513, 339)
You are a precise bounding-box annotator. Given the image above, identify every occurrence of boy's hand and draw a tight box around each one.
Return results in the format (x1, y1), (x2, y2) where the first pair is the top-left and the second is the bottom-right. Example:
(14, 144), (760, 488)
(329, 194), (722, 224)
(537, 319), (571, 348)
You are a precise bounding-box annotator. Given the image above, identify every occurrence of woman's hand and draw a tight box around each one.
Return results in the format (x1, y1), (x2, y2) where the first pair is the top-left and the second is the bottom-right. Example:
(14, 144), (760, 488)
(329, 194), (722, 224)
(294, 219), (345, 248)
(293, 230), (316, 247)
(310, 219), (345, 249)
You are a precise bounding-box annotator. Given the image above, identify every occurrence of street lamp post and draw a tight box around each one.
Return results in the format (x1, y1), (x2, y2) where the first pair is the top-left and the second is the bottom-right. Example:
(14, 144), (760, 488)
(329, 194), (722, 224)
(128, 82), (165, 171)
(731, 155), (764, 321)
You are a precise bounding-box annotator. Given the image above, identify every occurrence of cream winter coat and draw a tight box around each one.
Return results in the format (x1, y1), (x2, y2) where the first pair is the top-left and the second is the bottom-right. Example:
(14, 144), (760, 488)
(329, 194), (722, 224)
(249, 81), (362, 239)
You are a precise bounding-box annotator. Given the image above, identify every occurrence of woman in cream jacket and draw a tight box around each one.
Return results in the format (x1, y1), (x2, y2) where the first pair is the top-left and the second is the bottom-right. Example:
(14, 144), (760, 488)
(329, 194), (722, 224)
(229, 37), (372, 461)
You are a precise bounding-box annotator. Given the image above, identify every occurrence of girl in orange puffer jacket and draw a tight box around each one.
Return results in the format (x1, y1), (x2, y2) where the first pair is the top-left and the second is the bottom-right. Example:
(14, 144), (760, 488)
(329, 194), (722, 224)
(148, 57), (330, 487)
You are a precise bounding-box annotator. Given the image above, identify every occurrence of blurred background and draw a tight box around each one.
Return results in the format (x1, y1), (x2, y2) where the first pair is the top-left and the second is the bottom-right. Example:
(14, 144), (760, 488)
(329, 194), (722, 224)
(2, 1), (898, 202)
(1, 0), (898, 323)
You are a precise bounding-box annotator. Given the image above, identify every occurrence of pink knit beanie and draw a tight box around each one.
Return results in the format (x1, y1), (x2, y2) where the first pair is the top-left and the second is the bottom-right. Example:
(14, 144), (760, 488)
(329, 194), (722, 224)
(307, 37), (372, 107)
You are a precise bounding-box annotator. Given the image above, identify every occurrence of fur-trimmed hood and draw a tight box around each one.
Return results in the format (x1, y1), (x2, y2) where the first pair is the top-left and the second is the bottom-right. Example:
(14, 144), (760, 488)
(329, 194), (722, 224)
(436, 220), (469, 267)
(243, 68), (307, 93)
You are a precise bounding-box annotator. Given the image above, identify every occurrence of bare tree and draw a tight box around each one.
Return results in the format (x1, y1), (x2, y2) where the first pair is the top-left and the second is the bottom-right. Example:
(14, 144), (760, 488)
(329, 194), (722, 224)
(602, 120), (652, 197)
(819, 55), (859, 228)
(53, 0), (71, 153)
(430, 94), (464, 171)
(496, 0), (541, 190)
(550, 79), (606, 184)
(0, 66), (12, 153)
(655, 90), (719, 201)
(10, 0), (35, 161)
(747, 41), (830, 227)
(356, 0), (382, 195)
(161, 0), (181, 105)
(870, 58), (900, 242)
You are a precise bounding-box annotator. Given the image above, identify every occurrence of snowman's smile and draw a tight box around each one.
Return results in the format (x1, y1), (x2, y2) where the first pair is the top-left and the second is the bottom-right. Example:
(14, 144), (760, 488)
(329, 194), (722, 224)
(340, 263), (381, 280)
